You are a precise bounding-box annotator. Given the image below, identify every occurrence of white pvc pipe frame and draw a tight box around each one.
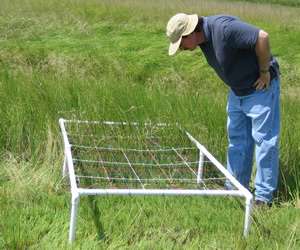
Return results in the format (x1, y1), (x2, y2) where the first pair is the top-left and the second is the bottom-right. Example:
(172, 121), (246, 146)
(59, 118), (253, 243)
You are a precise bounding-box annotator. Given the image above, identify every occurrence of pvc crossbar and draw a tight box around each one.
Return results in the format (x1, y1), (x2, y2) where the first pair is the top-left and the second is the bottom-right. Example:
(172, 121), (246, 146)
(59, 118), (253, 243)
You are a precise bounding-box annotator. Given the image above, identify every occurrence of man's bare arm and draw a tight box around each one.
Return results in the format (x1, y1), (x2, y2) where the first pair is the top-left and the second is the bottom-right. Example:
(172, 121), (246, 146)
(253, 29), (271, 91)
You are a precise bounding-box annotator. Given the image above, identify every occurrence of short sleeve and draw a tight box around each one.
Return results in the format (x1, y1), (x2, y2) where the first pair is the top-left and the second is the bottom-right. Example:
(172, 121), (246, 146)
(224, 20), (260, 49)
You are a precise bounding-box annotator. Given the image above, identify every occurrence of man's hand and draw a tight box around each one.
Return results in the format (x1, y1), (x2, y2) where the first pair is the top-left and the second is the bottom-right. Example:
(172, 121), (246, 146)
(253, 71), (270, 91)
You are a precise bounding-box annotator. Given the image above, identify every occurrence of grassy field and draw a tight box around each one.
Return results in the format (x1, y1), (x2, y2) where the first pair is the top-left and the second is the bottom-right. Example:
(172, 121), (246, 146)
(228, 0), (300, 7)
(0, 0), (299, 248)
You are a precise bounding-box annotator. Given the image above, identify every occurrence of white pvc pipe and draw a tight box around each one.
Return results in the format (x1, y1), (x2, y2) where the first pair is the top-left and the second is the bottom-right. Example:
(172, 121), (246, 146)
(197, 151), (204, 184)
(183, 130), (251, 196)
(59, 119), (81, 243)
(181, 128), (253, 237)
(244, 195), (253, 236)
(62, 155), (67, 177)
(69, 192), (80, 243)
(59, 119), (79, 192)
(59, 119), (253, 242)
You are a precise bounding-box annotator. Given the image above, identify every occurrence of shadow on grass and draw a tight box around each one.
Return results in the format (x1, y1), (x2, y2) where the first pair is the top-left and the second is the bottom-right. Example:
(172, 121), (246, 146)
(75, 151), (107, 243)
(87, 196), (107, 243)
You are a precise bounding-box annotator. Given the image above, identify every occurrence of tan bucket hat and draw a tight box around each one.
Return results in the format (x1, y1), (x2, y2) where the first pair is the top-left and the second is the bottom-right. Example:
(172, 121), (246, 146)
(166, 13), (198, 56)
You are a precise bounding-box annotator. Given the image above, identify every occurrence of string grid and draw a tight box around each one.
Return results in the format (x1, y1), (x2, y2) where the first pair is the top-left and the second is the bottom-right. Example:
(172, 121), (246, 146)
(63, 121), (235, 191)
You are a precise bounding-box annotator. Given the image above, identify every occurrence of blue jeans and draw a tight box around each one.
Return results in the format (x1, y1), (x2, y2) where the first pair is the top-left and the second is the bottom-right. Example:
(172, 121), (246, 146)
(226, 77), (280, 202)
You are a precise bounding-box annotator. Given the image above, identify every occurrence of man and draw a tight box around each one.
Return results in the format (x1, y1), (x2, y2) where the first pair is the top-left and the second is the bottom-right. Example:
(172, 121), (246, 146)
(166, 13), (281, 207)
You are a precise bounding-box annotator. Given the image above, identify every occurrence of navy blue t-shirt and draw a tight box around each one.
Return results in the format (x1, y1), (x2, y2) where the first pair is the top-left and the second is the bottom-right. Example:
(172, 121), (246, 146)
(200, 15), (280, 96)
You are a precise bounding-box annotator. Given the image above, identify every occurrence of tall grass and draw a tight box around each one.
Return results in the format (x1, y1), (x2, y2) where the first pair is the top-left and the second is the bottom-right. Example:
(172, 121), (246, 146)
(0, 0), (299, 248)
(226, 0), (300, 7)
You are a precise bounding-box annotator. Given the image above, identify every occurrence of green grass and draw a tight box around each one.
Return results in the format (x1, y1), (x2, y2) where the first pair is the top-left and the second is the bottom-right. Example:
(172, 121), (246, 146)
(225, 0), (300, 7)
(0, 0), (299, 248)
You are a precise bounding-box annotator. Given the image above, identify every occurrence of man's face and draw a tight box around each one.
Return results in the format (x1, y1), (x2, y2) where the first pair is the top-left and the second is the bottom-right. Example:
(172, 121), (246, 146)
(179, 32), (198, 51)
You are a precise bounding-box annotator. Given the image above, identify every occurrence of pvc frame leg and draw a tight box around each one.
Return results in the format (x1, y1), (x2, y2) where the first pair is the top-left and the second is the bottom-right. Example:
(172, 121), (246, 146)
(69, 192), (80, 243)
(243, 196), (253, 237)
(62, 156), (67, 177)
(197, 151), (204, 185)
